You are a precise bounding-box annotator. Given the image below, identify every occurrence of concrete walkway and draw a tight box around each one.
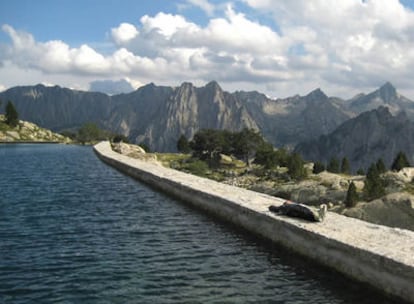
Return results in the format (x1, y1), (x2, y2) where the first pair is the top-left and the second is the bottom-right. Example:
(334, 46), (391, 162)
(94, 141), (414, 303)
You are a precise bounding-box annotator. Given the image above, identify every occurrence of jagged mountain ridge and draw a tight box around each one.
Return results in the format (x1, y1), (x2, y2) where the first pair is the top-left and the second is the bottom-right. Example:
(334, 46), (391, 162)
(0, 84), (114, 131)
(295, 106), (414, 171)
(0, 81), (413, 155)
(348, 82), (414, 116)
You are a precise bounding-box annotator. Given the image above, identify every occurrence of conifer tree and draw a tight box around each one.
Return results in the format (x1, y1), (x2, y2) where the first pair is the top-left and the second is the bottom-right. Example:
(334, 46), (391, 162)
(5, 101), (19, 127)
(341, 157), (350, 174)
(363, 163), (385, 201)
(287, 153), (307, 180)
(313, 161), (325, 174)
(327, 157), (340, 173)
(391, 151), (410, 171)
(376, 158), (386, 174)
(345, 182), (358, 208)
(356, 168), (365, 175)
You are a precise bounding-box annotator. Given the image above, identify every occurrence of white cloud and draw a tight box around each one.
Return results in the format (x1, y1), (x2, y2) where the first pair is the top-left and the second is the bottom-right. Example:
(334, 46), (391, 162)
(241, 0), (414, 92)
(185, 0), (215, 16)
(111, 23), (139, 45)
(2, 1), (414, 98)
(140, 12), (195, 38)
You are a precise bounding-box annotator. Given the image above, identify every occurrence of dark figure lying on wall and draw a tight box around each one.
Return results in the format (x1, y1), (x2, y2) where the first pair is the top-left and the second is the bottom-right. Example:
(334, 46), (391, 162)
(269, 201), (327, 222)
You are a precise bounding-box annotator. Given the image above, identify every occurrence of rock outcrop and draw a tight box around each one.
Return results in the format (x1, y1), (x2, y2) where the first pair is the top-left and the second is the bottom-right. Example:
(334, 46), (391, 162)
(340, 193), (414, 231)
(111, 142), (159, 164)
(0, 115), (71, 143)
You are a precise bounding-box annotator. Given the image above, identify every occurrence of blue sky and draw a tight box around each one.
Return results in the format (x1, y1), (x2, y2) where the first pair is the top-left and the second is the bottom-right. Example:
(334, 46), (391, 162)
(1, 0), (414, 98)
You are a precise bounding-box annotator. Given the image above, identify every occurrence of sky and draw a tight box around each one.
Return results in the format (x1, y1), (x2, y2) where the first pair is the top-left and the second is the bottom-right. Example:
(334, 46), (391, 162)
(1, 0), (414, 99)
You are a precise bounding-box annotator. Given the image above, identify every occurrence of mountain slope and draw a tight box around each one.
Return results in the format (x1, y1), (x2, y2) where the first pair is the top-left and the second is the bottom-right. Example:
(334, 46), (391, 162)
(348, 82), (414, 117)
(114, 81), (259, 151)
(1, 81), (413, 153)
(236, 88), (351, 147)
(295, 106), (414, 171)
(0, 84), (113, 131)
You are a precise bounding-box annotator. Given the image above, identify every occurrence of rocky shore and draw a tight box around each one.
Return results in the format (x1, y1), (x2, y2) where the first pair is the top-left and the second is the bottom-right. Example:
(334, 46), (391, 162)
(0, 115), (71, 143)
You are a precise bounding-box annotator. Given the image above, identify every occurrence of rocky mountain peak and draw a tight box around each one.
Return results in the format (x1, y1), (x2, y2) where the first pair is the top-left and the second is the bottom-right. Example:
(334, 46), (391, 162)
(176, 82), (195, 93)
(205, 80), (221, 90)
(348, 82), (409, 115)
(378, 82), (398, 102)
(295, 105), (414, 172)
(305, 88), (328, 102)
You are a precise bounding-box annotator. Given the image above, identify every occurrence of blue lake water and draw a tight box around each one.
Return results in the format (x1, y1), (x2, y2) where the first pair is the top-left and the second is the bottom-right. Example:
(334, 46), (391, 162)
(0, 144), (402, 303)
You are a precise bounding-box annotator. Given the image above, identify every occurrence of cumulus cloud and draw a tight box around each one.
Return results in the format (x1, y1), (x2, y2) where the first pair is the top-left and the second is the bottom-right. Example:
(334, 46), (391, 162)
(242, 0), (414, 91)
(186, 0), (215, 16)
(2, 1), (414, 97)
(111, 23), (139, 45)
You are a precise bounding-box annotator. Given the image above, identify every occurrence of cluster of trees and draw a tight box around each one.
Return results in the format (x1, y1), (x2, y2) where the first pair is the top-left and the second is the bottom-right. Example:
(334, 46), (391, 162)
(314, 152), (410, 176)
(312, 157), (351, 175)
(180, 129), (413, 207)
(178, 128), (265, 165)
(178, 129), (308, 180)
(344, 152), (411, 207)
(62, 122), (130, 145)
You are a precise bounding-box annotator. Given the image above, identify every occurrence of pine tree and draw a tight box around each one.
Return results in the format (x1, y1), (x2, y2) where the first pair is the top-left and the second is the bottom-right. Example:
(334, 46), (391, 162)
(313, 161), (325, 174)
(391, 151), (410, 171)
(363, 164), (385, 201)
(341, 157), (350, 174)
(5, 101), (19, 127)
(376, 158), (386, 174)
(345, 182), (358, 208)
(287, 153), (307, 180)
(356, 168), (365, 175)
(327, 157), (340, 173)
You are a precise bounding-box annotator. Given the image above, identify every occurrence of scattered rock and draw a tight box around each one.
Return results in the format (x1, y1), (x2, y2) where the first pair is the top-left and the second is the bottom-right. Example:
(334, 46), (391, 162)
(219, 153), (233, 165)
(0, 115), (71, 143)
(341, 192), (414, 231)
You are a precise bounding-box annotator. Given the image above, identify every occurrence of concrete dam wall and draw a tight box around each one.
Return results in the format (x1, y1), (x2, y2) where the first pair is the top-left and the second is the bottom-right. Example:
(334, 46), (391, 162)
(94, 141), (414, 303)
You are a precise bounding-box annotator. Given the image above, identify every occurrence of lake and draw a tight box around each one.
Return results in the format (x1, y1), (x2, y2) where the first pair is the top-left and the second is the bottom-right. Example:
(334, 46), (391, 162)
(0, 144), (401, 303)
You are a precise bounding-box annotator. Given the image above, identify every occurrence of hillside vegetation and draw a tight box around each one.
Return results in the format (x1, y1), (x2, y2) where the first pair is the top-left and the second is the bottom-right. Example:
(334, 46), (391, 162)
(111, 130), (414, 231)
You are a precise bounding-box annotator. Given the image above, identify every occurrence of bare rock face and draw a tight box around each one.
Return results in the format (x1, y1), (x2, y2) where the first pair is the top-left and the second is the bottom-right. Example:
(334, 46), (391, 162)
(295, 106), (414, 172)
(132, 81), (259, 152)
(341, 192), (414, 231)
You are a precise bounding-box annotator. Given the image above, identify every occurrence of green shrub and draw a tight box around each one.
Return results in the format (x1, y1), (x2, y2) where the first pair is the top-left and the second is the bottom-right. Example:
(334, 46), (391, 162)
(183, 159), (209, 177)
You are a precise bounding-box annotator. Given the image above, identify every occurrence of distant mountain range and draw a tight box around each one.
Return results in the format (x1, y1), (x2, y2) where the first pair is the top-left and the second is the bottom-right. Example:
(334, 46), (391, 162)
(1, 81), (414, 171)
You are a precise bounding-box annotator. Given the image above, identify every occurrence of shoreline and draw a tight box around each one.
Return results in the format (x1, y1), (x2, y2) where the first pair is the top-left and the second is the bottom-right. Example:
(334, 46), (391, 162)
(0, 141), (65, 144)
(94, 141), (414, 304)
